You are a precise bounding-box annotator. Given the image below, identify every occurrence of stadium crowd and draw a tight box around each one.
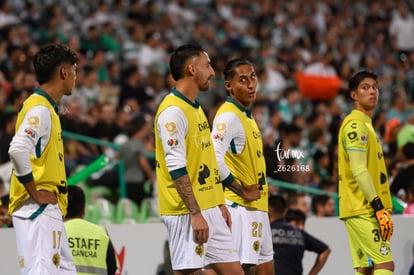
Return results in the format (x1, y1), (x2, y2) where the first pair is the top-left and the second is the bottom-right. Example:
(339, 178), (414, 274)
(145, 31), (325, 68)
(1, 0), (414, 216)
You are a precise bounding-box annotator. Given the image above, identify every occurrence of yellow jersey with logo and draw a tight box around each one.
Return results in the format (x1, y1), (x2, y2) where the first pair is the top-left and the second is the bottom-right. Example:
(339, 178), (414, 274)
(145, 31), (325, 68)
(214, 99), (268, 211)
(338, 109), (392, 219)
(65, 219), (109, 274)
(155, 90), (224, 215)
(9, 89), (68, 216)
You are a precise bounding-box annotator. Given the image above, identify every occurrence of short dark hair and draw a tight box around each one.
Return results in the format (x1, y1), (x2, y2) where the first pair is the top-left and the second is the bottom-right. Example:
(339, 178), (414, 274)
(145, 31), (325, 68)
(223, 58), (253, 81)
(169, 44), (206, 81)
(0, 111), (16, 129)
(124, 113), (149, 137)
(311, 194), (331, 214)
(280, 123), (302, 136)
(402, 142), (414, 160)
(313, 149), (327, 163)
(66, 185), (86, 219)
(319, 179), (335, 190)
(348, 71), (378, 96)
(286, 209), (306, 224)
(268, 194), (287, 215)
(123, 64), (139, 80)
(33, 44), (78, 85)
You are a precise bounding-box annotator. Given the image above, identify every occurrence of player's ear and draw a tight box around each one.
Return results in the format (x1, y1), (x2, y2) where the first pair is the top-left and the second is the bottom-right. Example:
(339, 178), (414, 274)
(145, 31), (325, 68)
(59, 66), (67, 80)
(187, 63), (196, 76)
(350, 90), (356, 100)
(225, 81), (232, 93)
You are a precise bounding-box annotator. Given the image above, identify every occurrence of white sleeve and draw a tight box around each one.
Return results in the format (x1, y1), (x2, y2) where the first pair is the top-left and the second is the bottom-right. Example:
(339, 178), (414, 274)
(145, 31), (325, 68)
(211, 112), (245, 181)
(156, 106), (188, 172)
(8, 105), (52, 177)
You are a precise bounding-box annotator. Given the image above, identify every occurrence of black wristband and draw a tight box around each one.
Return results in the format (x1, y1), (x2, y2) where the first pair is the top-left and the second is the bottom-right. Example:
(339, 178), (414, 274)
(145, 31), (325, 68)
(370, 197), (384, 212)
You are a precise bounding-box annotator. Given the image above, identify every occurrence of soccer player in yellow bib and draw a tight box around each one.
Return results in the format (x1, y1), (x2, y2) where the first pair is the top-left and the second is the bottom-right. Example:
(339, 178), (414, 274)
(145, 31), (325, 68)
(211, 59), (274, 275)
(8, 44), (78, 274)
(338, 71), (394, 275)
(154, 44), (244, 275)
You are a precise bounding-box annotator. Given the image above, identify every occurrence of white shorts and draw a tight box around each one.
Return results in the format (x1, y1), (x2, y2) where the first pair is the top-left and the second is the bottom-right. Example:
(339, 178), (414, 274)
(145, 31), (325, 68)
(161, 206), (240, 270)
(13, 204), (76, 275)
(226, 201), (274, 265)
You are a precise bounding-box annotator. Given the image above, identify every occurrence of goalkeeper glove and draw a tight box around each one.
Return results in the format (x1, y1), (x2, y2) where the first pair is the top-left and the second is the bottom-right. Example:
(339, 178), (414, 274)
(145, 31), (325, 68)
(370, 196), (393, 241)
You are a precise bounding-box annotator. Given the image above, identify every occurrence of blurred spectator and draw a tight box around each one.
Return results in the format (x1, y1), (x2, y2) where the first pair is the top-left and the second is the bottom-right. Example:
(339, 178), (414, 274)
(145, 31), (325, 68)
(44, 4), (70, 43)
(319, 179), (337, 194)
(137, 31), (167, 78)
(326, 98), (344, 144)
(4, 88), (29, 113)
(122, 24), (145, 64)
(0, 176), (6, 197)
(389, 1), (414, 62)
(373, 109), (387, 141)
(78, 65), (100, 108)
(397, 114), (414, 149)
(66, 34), (87, 67)
(117, 113), (154, 208)
(60, 97), (98, 174)
(383, 117), (403, 157)
(390, 142), (414, 199)
(89, 49), (109, 83)
(100, 20), (121, 53)
(262, 107), (283, 150)
(81, 23), (101, 53)
(311, 194), (336, 217)
(0, 193), (11, 227)
(119, 64), (146, 107)
(0, 111), (16, 164)
(91, 102), (122, 151)
(277, 86), (303, 124)
(285, 191), (311, 217)
(311, 149), (331, 186)
(306, 107), (330, 151)
(403, 180), (414, 215)
(308, 128), (329, 156)
(106, 60), (121, 86)
(0, 0), (20, 28)
(303, 50), (337, 76)
(264, 123), (304, 184)
(386, 88), (413, 122)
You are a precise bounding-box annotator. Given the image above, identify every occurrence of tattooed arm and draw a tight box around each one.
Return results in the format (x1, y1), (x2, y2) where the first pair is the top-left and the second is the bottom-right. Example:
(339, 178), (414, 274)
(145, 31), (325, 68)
(174, 174), (209, 244)
(174, 174), (201, 215)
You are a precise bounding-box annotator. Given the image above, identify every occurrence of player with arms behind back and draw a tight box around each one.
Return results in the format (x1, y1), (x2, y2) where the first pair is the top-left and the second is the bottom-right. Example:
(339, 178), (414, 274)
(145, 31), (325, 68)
(211, 59), (274, 275)
(338, 71), (394, 275)
(8, 44), (78, 275)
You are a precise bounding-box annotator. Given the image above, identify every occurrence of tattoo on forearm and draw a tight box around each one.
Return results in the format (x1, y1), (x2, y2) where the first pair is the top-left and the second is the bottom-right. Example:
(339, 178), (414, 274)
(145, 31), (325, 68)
(228, 180), (244, 196)
(174, 175), (201, 214)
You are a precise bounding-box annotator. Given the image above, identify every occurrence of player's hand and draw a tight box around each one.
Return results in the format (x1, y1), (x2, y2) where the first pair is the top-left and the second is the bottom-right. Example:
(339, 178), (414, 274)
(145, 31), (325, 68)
(191, 212), (209, 244)
(219, 204), (232, 229)
(241, 184), (261, 201)
(370, 197), (393, 241)
(375, 209), (393, 241)
(24, 182), (58, 205)
(34, 190), (58, 205)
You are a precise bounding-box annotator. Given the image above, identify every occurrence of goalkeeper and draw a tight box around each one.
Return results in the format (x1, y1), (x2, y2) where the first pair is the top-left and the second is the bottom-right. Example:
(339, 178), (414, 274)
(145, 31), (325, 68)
(338, 71), (394, 275)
